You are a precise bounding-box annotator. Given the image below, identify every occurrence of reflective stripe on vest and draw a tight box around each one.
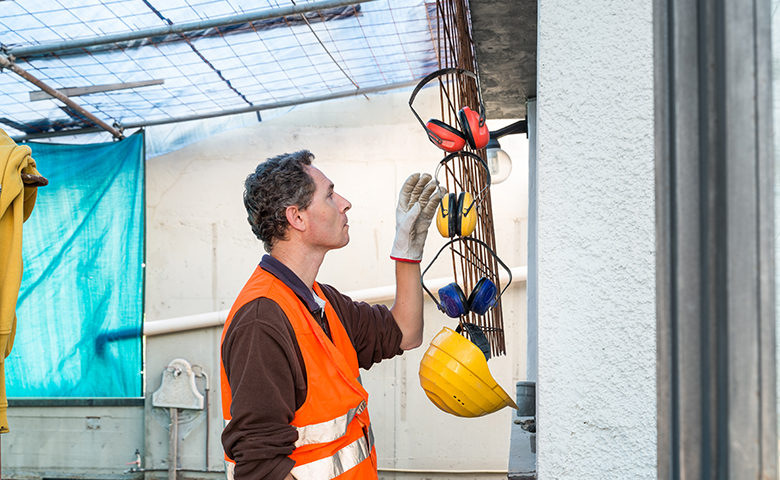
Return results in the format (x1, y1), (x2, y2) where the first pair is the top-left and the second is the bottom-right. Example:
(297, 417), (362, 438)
(290, 429), (374, 480)
(225, 459), (235, 480)
(222, 409), (375, 480)
(294, 400), (366, 448)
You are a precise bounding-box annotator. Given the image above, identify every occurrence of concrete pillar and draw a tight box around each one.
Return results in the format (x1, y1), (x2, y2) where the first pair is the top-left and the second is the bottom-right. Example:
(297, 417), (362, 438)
(536, 1), (656, 478)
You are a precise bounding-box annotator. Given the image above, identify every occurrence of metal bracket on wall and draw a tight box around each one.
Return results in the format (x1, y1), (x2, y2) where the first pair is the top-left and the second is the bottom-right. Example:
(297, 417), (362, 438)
(152, 358), (205, 480)
(508, 381), (536, 479)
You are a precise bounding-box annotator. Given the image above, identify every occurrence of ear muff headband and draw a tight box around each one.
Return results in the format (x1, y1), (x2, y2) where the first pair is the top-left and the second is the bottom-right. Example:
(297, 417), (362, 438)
(421, 236), (513, 317)
(409, 67), (486, 149)
(409, 68), (482, 121)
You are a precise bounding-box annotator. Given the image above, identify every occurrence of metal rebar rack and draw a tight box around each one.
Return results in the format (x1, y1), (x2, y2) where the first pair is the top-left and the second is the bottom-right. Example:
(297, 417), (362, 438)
(432, 0), (505, 356)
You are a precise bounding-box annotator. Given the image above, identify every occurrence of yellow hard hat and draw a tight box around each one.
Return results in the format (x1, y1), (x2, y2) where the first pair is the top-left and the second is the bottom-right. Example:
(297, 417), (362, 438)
(419, 324), (518, 417)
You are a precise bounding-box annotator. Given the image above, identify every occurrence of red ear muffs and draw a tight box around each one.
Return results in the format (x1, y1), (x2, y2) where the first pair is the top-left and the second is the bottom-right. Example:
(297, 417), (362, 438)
(409, 68), (489, 153)
(458, 106), (490, 150)
(426, 119), (467, 153)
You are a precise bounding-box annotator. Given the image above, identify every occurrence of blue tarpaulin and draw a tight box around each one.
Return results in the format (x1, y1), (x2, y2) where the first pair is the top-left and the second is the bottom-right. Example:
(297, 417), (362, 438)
(6, 132), (144, 397)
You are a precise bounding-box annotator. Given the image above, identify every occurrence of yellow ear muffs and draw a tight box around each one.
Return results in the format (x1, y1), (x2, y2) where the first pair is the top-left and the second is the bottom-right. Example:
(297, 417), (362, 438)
(433, 151), (492, 238)
(438, 192), (477, 238)
(458, 191), (477, 236)
(437, 193), (457, 238)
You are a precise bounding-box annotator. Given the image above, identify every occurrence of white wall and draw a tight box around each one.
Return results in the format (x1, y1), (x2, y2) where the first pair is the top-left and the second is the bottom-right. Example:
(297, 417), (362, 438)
(536, 1), (656, 478)
(772, 0), (780, 455)
(3, 404), (144, 477)
(145, 86), (528, 476)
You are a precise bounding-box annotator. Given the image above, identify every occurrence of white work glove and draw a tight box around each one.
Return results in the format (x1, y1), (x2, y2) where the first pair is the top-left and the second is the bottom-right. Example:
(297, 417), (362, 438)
(390, 172), (445, 263)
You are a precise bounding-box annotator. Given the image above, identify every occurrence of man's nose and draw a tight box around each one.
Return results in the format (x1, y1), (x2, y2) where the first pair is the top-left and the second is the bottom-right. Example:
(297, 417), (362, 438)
(340, 195), (352, 213)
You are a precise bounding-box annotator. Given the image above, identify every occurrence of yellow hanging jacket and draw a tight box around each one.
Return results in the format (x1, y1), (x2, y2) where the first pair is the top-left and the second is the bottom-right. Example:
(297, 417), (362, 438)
(0, 128), (42, 433)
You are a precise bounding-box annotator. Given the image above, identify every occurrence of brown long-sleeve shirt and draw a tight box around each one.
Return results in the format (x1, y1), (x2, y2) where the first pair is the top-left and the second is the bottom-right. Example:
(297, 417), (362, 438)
(221, 255), (403, 480)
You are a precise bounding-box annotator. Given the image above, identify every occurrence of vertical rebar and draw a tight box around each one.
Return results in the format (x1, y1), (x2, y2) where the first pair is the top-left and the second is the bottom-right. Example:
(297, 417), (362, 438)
(435, 0), (505, 355)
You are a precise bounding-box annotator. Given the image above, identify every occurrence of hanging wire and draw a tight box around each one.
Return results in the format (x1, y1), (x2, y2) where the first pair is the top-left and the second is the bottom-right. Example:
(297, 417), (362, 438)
(288, 0), (367, 99)
(348, 4), (389, 85)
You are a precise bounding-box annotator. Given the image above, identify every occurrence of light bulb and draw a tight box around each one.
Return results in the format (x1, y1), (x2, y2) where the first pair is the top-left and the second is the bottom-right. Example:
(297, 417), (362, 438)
(486, 146), (512, 184)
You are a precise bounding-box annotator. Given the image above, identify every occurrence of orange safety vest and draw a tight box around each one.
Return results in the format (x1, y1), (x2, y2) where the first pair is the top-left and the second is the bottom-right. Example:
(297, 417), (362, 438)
(220, 265), (378, 480)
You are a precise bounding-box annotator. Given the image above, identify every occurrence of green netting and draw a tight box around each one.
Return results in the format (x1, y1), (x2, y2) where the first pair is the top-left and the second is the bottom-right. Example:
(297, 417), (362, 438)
(6, 132), (144, 397)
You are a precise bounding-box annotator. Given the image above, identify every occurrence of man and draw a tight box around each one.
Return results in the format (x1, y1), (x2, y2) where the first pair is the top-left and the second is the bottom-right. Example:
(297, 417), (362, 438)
(220, 150), (442, 480)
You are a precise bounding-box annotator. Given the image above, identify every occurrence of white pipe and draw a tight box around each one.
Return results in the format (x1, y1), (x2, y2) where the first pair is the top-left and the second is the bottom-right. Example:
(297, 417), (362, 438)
(378, 467), (508, 474)
(144, 266), (527, 337)
(144, 310), (229, 336)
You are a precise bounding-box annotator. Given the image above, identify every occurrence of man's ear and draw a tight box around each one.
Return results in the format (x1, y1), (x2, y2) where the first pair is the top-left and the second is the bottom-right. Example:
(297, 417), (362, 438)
(286, 205), (306, 232)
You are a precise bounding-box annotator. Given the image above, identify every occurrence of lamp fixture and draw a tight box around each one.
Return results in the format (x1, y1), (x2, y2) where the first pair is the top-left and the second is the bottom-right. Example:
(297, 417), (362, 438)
(486, 119), (528, 184)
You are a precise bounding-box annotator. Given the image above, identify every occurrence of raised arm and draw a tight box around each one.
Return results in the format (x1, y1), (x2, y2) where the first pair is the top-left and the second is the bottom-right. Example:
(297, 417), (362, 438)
(391, 261), (424, 349)
(389, 173), (444, 350)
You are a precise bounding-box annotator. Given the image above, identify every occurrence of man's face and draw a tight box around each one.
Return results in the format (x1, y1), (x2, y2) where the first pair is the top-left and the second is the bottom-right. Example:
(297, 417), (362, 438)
(300, 166), (352, 251)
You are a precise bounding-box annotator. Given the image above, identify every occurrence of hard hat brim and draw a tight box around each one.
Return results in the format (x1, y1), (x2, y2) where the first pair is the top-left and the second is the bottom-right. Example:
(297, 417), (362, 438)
(419, 327), (518, 417)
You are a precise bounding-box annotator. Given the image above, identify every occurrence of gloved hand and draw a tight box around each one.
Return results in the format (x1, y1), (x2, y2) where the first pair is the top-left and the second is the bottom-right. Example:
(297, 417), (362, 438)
(390, 172), (445, 263)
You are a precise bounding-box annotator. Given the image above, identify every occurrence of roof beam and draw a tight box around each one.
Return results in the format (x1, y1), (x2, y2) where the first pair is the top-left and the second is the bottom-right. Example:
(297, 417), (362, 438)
(0, 55), (123, 139)
(29, 79), (164, 101)
(9, 79), (419, 141)
(6, 0), (374, 59)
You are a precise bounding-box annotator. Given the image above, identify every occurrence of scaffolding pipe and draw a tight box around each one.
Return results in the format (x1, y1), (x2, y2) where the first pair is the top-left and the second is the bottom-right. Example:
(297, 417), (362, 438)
(0, 54), (124, 139)
(10, 79), (420, 142)
(143, 266), (527, 337)
(118, 79), (420, 128)
(7, 0), (375, 59)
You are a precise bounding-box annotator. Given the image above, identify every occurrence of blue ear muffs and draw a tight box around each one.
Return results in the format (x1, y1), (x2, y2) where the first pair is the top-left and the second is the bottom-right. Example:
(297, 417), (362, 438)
(467, 277), (498, 315)
(437, 277), (497, 318)
(421, 237), (513, 318)
(438, 283), (469, 318)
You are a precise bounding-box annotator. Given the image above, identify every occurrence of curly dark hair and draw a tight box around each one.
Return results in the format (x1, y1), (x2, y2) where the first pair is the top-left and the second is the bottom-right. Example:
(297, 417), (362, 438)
(243, 150), (316, 252)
